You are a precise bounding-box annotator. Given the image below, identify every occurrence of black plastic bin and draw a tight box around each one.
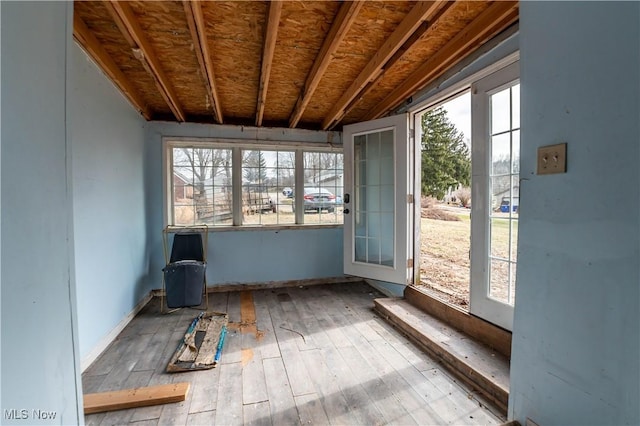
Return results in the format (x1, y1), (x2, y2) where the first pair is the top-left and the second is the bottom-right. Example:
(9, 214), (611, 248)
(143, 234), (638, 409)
(163, 233), (206, 309)
(163, 260), (205, 308)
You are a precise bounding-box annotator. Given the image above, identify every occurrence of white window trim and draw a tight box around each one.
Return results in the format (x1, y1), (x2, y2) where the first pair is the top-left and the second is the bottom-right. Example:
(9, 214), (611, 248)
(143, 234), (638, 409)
(163, 137), (344, 231)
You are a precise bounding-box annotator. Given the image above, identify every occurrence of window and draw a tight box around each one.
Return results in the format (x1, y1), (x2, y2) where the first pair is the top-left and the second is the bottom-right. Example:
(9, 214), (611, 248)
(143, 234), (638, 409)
(166, 141), (343, 227)
(171, 147), (233, 227)
(241, 149), (295, 226)
(303, 152), (343, 225)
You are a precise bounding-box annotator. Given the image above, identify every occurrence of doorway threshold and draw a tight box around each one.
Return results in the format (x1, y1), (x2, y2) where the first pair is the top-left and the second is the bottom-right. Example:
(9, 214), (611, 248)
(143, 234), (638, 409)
(374, 286), (511, 415)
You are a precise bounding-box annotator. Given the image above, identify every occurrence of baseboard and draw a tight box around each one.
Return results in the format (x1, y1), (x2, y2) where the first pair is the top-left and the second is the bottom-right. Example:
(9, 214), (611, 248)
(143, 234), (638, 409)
(151, 276), (363, 297)
(81, 291), (154, 372)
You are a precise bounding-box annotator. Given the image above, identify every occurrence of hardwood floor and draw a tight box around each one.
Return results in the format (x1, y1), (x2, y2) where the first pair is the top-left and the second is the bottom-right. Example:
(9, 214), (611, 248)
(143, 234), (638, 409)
(83, 282), (504, 425)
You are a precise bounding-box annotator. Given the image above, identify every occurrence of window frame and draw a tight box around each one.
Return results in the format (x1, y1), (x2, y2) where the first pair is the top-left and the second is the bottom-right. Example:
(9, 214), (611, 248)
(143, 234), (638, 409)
(163, 137), (344, 231)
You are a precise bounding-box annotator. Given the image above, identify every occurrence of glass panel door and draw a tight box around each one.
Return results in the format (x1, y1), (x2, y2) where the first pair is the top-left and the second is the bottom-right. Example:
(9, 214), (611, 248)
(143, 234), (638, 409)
(470, 61), (520, 330)
(344, 114), (412, 285)
(353, 130), (395, 267)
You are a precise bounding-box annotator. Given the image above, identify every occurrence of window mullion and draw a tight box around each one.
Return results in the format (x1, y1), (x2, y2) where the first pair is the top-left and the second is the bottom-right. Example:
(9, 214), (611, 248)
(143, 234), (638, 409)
(295, 150), (304, 224)
(232, 147), (243, 226)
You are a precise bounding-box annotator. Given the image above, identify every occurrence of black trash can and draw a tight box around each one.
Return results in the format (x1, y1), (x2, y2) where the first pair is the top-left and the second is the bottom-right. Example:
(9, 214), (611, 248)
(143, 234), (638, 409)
(163, 260), (205, 308)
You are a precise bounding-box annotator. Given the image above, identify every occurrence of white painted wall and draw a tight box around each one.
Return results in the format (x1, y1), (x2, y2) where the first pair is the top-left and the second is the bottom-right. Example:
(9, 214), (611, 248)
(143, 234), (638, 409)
(510, 2), (640, 424)
(145, 122), (346, 289)
(70, 44), (148, 362)
(1, 2), (82, 423)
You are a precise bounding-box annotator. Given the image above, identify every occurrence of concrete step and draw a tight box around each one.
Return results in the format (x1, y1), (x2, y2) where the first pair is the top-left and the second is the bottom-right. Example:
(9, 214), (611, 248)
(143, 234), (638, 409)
(374, 297), (510, 414)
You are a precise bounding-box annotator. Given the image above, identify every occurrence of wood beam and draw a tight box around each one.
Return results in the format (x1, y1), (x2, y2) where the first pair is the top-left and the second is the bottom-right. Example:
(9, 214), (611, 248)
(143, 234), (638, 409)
(255, 1), (283, 126)
(84, 383), (190, 414)
(321, 0), (445, 130)
(288, 1), (363, 128)
(183, 1), (223, 124)
(73, 15), (152, 120)
(328, 2), (454, 129)
(107, 1), (186, 122)
(365, 1), (519, 121)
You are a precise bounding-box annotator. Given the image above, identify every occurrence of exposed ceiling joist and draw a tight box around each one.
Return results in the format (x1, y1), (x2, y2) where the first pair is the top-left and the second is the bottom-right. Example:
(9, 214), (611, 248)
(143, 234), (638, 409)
(288, 0), (363, 128)
(366, 1), (519, 120)
(73, 15), (151, 120)
(321, 0), (446, 130)
(106, 1), (186, 122)
(183, 0), (223, 124)
(336, 3), (454, 127)
(256, 1), (283, 126)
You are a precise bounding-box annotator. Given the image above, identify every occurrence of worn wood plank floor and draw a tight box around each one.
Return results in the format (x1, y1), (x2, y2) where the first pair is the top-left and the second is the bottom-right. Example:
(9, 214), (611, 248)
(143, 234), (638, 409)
(83, 282), (504, 425)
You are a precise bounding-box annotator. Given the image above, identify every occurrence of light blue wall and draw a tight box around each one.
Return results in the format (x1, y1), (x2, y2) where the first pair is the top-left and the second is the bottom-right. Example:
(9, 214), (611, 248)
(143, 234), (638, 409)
(510, 2), (640, 425)
(145, 122), (346, 288)
(70, 44), (148, 360)
(1, 2), (82, 424)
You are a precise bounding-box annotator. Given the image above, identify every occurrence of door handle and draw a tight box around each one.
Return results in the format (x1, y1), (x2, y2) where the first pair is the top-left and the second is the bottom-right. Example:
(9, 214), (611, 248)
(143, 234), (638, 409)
(344, 193), (350, 203)
(343, 208), (350, 214)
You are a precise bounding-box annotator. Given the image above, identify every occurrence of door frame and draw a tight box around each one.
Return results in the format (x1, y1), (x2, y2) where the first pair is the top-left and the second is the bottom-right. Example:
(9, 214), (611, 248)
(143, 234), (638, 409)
(408, 54), (520, 330)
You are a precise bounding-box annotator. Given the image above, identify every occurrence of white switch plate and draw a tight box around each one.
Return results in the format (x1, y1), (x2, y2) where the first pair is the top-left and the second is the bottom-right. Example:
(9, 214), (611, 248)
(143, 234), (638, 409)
(537, 143), (567, 175)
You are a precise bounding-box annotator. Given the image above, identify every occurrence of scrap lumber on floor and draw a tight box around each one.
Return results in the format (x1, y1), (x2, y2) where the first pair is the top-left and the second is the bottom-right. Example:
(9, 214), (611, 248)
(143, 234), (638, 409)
(83, 382), (190, 414)
(166, 311), (228, 372)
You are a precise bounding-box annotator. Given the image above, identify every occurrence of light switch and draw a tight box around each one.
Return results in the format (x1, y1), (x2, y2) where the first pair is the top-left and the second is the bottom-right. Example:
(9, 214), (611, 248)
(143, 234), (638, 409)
(537, 143), (567, 175)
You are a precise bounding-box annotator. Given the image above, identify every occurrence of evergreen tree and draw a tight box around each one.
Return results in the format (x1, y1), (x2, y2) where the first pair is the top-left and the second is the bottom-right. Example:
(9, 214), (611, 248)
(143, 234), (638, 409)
(243, 150), (268, 184)
(421, 107), (471, 199)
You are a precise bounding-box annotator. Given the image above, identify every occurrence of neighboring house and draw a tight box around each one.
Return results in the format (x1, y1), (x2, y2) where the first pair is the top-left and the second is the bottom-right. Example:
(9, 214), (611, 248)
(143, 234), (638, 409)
(493, 185), (520, 210)
(308, 171), (344, 198)
(173, 170), (194, 200)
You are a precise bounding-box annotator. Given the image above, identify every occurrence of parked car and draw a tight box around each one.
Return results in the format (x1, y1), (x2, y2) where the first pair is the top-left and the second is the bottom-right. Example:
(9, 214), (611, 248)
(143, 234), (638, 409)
(293, 187), (337, 213)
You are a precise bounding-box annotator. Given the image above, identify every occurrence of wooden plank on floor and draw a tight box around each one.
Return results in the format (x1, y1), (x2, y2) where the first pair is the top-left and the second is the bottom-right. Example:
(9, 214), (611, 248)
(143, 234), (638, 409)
(370, 338), (447, 424)
(351, 338), (430, 425)
(423, 368), (502, 424)
(242, 333), (268, 405)
(321, 344), (386, 425)
(98, 370), (153, 425)
(186, 410), (216, 425)
(188, 366), (220, 414)
(207, 291), (230, 313)
(133, 328), (173, 371)
(301, 349), (355, 425)
(97, 333), (153, 392)
(266, 292), (315, 397)
(157, 371), (198, 425)
(243, 400), (272, 426)
(215, 362), (244, 425)
(295, 393), (330, 425)
(128, 369), (175, 423)
(83, 382), (190, 414)
(324, 312), (423, 425)
(306, 295), (352, 348)
(279, 287), (318, 351)
(252, 289), (281, 359)
(82, 374), (106, 395)
(263, 357), (300, 425)
(337, 344), (413, 424)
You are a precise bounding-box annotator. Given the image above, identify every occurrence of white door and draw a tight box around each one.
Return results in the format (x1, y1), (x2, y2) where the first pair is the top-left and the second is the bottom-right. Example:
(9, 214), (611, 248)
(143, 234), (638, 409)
(470, 61), (520, 330)
(343, 114), (413, 285)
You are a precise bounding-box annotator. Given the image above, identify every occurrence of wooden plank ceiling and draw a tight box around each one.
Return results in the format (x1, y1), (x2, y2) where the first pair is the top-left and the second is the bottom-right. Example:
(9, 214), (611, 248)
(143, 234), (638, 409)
(74, 1), (518, 131)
